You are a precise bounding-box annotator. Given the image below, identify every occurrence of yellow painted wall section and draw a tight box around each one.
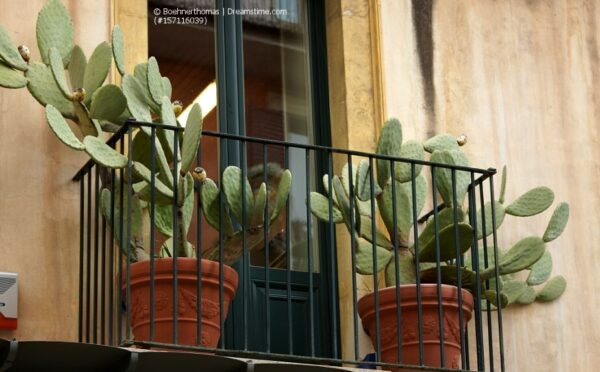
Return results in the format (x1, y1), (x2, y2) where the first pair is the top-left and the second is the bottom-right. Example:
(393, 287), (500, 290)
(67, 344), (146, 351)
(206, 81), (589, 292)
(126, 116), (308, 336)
(0, 0), (111, 341)
(381, 1), (600, 370)
(326, 0), (387, 361)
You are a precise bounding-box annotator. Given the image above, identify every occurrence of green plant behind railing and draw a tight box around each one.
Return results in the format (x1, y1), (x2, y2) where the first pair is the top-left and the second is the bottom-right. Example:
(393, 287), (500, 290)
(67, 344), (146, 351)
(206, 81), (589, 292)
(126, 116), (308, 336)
(310, 119), (568, 308)
(0, 0), (293, 264)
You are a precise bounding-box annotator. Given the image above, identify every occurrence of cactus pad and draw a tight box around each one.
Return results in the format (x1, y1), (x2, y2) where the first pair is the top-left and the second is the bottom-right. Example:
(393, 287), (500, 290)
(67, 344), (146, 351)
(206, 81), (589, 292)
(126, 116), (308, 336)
(154, 173), (194, 237)
(26, 62), (74, 119)
(271, 169), (292, 222)
(516, 286), (536, 305)
(527, 251), (552, 286)
(418, 222), (473, 262)
(535, 276), (566, 302)
(158, 97), (177, 158)
(395, 140), (424, 182)
(419, 206), (466, 247)
(162, 77), (172, 100)
(0, 25), (28, 71)
(310, 192), (343, 223)
(181, 103), (203, 173)
(83, 135), (128, 168)
(45, 104), (84, 150)
(376, 118), (403, 187)
(132, 161), (174, 198)
(147, 57), (164, 104)
(430, 149), (470, 207)
(420, 266), (478, 293)
(359, 215), (392, 249)
(380, 174), (427, 240)
(48, 47), (71, 98)
(499, 165), (507, 204)
(68, 45), (86, 90)
(222, 166), (254, 224)
(543, 202), (569, 242)
(252, 182), (268, 225)
(200, 178), (234, 236)
(355, 238), (393, 275)
(505, 186), (554, 217)
(484, 290), (509, 308)
(494, 236), (545, 275)
(133, 62), (159, 113)
(111, 25), (126, 76)
(476, 201), (505, 239)
(122, 74), (152, 122)
(83, 42), (112, 103)
(0, 62), (26, 88)
(501, 280), (527, 305)
(423, 133), (458, 153)
(36, 0), (74, 66)
(355, 159), (373, 201)
(384, 253), (417, 286)
(89, 84), (126, 122)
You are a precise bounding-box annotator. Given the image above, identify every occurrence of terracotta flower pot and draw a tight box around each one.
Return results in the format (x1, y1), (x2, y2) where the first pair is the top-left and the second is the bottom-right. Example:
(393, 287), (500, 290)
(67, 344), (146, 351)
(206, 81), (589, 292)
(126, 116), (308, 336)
(357, 284), (473, 370)
(126, 258), (238, 347)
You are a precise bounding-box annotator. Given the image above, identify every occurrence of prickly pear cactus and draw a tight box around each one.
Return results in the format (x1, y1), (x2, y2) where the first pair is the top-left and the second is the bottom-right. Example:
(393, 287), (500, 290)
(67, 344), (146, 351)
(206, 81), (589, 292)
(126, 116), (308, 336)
(309, 118), (569, 309)
(0, 0), (233, 263)
(200, 164), (293, 265)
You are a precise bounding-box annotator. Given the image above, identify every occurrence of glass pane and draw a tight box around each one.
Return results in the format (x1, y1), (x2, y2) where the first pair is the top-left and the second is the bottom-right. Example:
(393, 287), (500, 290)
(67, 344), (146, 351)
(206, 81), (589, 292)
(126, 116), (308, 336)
(148, 0), (220, 259)
(241, 0), (318, 272)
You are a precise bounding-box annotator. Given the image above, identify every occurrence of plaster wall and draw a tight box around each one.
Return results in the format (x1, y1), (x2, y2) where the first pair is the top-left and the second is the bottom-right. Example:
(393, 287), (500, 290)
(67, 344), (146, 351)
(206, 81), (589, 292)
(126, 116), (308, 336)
(381, 1), (600, 370)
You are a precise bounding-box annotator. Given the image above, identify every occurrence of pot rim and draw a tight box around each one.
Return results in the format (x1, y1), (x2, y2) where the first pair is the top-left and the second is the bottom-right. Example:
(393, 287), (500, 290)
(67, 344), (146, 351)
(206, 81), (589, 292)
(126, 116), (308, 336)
(357, 283), (474, 312)
(126, 257), (239, 294)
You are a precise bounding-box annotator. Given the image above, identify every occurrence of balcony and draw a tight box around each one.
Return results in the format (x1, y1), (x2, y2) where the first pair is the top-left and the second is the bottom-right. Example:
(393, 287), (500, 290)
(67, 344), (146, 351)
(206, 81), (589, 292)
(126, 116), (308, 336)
(3, 120), (506, 371)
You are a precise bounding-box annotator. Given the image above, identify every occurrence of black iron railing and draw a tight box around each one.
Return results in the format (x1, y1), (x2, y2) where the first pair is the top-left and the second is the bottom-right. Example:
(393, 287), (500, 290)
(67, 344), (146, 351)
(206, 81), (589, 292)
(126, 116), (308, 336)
(74, 120), (504, 371)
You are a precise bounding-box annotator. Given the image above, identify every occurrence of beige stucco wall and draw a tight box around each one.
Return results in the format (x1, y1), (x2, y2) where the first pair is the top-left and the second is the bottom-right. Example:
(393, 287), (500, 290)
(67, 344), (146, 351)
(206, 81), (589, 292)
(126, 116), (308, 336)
(0, 0), (112, 341)
(381, 0), (600, 370)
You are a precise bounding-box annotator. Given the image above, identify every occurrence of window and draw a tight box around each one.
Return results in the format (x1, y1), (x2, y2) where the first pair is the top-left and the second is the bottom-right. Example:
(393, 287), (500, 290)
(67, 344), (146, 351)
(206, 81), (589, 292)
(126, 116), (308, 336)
(148, 0), (335, 357)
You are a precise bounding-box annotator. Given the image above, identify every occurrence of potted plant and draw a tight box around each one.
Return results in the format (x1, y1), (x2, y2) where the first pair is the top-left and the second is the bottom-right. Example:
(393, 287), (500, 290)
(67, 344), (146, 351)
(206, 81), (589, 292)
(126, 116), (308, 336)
(0, 0), (293, 348)
(309, 119), (568, 368)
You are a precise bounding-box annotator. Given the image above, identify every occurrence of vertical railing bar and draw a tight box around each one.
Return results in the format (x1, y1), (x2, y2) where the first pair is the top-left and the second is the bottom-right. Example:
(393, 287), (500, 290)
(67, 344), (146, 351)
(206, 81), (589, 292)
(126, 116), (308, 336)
(478, 184), (494, 371)
(389, 160), (402, 363)
(78, 176), (84, 343)
(93, 166), (100, 343)
(241, 139), (248, 351)
(218, 160), (225, 349)
(109, 166), (116, 346)
(464, 324), (471, 370)
(125, 127), (133, 342)
(451, 169), (466, 368)
(368, 156), (381, 362)
(306, 148), (315, 357)
(430, 166), (445, 367)
(327, 150), (339, 358)
(101, 167), (107, 344)
(489, 175), (506, 372)
(86, 170), (92, 343)
(149, 127), (157, 341)
(263, 144), (271, 353)
(196, 142), (203, 346)
(117, 139), (124, 345)
(410, 163), (424, 366)
(346, 155), (359, 361)
(468, 172), (485, 371)
(284, 146), (293, 354)
(172, 128), (179, 344)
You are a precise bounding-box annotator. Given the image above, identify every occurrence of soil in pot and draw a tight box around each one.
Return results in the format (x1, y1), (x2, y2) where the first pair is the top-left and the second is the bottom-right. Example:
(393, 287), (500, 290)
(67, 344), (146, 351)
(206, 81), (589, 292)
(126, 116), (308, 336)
(126, 257), (238, 347)
(357, 284), (473, 370)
